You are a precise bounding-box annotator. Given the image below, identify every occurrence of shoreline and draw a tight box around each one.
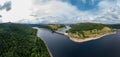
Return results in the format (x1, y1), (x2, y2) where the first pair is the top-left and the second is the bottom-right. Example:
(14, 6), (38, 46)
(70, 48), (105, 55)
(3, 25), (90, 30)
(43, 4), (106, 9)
(33, 27), (53, 57)
(64, 32), (116, 43)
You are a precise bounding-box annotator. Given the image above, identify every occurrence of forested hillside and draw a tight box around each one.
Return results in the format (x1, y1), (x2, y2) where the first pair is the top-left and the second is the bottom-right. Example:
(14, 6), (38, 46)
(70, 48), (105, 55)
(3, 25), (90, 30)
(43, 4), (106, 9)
(107, 24), (120, 29)
(48, 24), (65, 31)
(0, 23), (50, 57)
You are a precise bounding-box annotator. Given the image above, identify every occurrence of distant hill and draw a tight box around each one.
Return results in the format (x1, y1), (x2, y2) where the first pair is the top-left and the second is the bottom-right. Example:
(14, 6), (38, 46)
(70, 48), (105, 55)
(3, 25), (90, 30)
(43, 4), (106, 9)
(48, 24), (65, 31)
(107, 24), (120, 29)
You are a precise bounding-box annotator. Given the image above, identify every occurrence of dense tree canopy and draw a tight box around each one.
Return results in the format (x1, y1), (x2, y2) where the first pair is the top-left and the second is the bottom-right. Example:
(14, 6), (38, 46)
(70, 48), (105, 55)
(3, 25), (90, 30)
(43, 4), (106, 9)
(0, 23), (50, 57)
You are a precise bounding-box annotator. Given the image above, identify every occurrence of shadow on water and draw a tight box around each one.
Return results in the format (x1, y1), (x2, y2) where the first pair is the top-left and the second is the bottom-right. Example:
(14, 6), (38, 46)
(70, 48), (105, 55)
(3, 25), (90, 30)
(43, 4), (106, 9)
(38, 28), (120, 57)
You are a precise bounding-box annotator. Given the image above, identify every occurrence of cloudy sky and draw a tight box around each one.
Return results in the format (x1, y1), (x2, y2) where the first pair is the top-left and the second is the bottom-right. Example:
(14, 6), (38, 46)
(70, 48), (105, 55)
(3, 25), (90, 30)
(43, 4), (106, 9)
(0, 0), (120, 24)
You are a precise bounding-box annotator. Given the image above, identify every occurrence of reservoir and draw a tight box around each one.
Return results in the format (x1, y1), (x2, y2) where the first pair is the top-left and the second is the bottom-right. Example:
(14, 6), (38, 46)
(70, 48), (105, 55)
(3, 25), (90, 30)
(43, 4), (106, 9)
(37, 28), (120, 57)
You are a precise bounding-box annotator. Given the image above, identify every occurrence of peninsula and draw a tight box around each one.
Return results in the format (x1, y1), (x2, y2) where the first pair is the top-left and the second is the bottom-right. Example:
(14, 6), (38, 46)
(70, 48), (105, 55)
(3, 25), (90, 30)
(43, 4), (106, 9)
(64, 23), (115, 42)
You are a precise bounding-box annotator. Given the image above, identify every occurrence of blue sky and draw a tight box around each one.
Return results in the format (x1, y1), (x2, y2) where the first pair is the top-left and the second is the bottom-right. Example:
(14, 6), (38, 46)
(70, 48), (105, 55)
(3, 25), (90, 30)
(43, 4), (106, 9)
(0, 0), (120, 24)
(66, 0), (100, 11)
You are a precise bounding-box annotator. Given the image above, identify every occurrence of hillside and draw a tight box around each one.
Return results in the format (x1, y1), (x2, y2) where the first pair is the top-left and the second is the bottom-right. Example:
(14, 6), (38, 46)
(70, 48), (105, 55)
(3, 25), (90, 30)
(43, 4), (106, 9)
(0, 23), (50, 57)
(66, 23), (113, 39)
(48, 24), (65, 31)
(107, 24), (120, 29)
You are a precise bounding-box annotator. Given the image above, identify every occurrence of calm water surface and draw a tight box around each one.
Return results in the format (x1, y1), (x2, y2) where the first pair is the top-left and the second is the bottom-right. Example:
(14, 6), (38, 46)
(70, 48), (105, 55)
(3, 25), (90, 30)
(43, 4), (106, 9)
(37, 28), (120, 57)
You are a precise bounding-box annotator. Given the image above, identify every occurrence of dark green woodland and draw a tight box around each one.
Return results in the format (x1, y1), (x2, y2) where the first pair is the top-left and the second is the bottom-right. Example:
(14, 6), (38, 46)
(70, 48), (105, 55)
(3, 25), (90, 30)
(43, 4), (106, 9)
(0, 23), (50, 57)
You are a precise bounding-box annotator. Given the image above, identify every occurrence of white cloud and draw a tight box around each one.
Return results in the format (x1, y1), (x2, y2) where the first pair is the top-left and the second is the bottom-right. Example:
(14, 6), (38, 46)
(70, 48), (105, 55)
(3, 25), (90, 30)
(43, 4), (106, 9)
(0, 0), (34, 22)
(0, 0), (10, 5)
(0, 0), (120, 24)
(27, 0), (97, 24)
(28, 0), (119, 24)
(92, 0), (120, 24)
